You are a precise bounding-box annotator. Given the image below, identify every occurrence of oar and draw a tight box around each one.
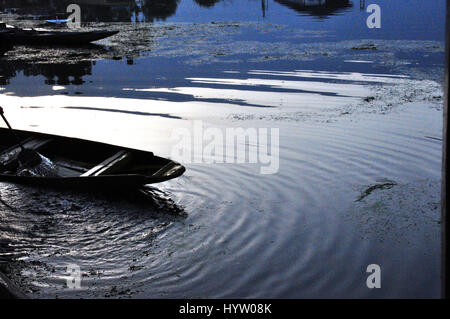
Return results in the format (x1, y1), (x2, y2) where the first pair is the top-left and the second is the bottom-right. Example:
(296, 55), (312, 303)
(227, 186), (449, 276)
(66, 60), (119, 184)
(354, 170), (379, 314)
(0, 106), (42, 168)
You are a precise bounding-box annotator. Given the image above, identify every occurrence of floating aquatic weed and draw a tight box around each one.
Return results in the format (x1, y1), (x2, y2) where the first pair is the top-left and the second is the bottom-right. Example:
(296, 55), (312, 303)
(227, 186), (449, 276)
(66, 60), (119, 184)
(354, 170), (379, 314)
(348, 179), (441, 245)
(355, 180), (397, 202)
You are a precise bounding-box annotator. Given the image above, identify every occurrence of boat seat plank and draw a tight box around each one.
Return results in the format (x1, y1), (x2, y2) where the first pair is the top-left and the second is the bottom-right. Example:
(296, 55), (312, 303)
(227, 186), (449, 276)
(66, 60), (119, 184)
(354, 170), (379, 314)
(81, 150), (131, 177)
(92, 152), (133, 177)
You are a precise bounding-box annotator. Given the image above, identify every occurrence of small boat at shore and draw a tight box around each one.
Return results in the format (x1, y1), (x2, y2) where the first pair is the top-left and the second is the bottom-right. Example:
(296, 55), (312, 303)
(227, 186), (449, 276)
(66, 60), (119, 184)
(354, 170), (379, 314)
(0, 128), (185, 190)
(0, 23), (118, 45)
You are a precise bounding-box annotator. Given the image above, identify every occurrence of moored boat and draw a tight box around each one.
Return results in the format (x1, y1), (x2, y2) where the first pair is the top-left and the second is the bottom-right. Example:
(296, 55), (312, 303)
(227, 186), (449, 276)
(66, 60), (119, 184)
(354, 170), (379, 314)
(0, 128), (186, 190)
(0, 23), (118, 45)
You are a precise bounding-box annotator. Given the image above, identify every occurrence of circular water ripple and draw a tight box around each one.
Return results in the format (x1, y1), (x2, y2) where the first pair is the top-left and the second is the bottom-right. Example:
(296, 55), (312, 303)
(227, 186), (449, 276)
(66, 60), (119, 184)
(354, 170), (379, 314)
(0, 104), (442, 298)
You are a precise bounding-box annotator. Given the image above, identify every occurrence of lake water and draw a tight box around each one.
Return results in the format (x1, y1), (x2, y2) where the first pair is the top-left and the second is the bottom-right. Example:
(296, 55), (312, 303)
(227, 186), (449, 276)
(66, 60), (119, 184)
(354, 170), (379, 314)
(0, 0), (445, 298)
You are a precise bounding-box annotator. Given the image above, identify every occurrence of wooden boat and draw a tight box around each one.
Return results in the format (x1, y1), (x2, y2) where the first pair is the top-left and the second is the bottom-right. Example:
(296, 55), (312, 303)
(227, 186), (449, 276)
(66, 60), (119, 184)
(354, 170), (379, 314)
(0, 23), (118, 45)
(0, 128), (185, 190)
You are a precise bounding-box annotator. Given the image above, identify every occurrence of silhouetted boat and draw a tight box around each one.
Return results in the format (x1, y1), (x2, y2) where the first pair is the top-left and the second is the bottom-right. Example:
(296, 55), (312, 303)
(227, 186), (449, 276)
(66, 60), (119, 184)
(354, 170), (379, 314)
(0, 23), (118, 45)
(0, 128), (186, 189)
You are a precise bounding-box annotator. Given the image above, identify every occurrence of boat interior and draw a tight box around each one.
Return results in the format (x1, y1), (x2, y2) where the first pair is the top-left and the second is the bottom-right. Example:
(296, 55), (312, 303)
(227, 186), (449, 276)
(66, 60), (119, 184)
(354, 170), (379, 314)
(0, 130), (172, 178)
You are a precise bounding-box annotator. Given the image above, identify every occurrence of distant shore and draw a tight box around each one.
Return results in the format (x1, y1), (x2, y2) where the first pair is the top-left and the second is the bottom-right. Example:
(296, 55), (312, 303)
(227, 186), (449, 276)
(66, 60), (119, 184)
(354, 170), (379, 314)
(0, 271), (27, 299)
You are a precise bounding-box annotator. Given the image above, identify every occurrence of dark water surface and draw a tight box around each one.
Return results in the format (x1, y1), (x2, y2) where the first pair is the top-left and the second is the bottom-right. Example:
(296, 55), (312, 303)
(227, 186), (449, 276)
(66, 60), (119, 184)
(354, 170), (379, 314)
(0, 0), (445, 298)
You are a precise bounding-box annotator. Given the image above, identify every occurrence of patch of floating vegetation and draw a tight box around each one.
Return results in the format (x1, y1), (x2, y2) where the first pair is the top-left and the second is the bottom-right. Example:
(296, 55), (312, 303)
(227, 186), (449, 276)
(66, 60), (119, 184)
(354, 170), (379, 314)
(348, 179), (441, 245)
(355, 180), (397, 202)
(227, 76), (443, 123)
(0, 12), (444, 70)
(351, 43), (378, 50)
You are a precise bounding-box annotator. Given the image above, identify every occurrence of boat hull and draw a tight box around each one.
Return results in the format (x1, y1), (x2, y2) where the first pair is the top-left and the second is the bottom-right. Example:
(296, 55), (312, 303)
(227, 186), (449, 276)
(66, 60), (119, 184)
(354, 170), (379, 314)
(0, 128), (186, 190)
(0, 29), (119, 45)
(0, 172), (183, 190)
